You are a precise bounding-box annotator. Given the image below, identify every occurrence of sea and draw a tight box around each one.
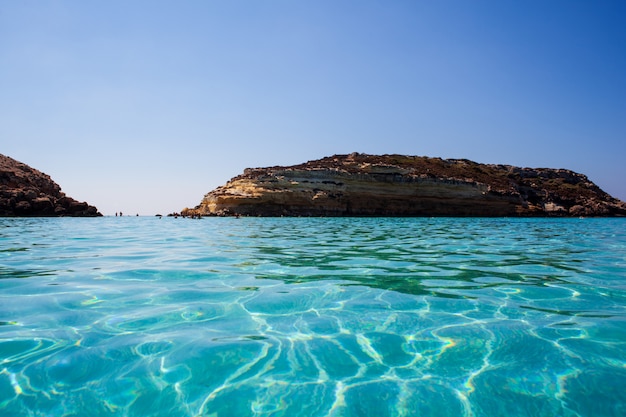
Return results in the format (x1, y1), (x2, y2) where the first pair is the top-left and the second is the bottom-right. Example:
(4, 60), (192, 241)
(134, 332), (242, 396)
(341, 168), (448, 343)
(1, 216), (625, 417)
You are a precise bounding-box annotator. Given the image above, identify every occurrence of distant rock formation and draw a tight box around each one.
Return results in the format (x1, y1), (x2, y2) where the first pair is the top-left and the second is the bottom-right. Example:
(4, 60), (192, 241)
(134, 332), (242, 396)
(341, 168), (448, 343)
(0, 154), (101, 217)
(182, 153), (626, 217)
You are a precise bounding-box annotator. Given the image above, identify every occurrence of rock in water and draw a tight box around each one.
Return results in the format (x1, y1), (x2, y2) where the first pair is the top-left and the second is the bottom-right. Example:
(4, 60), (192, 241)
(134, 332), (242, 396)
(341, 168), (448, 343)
(182, 153), (626, 217)
(0, 154), (101, 217)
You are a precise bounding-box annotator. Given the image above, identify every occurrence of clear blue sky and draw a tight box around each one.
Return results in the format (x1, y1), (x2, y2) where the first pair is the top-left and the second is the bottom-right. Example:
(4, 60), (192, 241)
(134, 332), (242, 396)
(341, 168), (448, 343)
(2, 1), (625, 215)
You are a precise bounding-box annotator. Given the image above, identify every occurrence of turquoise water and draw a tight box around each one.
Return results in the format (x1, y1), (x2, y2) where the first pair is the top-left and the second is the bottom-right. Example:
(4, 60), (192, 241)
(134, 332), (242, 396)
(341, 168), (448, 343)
(1, 217), (625, 417)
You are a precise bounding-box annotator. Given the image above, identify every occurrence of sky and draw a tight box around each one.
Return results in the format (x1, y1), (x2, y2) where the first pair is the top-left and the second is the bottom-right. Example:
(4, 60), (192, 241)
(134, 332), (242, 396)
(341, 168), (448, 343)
(1, 0), (625, 216)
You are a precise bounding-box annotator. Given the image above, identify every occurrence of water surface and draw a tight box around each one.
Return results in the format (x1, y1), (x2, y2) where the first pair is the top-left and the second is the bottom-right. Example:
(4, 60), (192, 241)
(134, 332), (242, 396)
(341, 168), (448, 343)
(1, 217), (625, 416)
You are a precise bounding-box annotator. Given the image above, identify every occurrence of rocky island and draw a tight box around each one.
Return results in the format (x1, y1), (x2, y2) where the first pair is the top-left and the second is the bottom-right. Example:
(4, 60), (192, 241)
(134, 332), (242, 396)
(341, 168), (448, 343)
(1, 154), (101, 217)
(182, 153), (626, 217)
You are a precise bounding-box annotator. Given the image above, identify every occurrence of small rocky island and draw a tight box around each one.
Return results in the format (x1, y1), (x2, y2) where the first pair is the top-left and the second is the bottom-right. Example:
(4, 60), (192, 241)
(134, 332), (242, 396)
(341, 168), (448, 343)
(1, 154), (101, 217)
(182, 153), (626, 217)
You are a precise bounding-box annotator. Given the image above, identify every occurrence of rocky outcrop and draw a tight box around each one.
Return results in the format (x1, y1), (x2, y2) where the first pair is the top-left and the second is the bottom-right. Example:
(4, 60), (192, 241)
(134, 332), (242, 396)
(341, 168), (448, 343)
(182, 153), (626, 217)
(0, 154), (101, 217)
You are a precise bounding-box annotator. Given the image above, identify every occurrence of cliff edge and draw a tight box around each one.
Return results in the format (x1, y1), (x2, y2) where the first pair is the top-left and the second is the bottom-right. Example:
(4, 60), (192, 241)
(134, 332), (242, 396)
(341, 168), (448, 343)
(1, 154), (101, 217)
(183, 153), (626, 217)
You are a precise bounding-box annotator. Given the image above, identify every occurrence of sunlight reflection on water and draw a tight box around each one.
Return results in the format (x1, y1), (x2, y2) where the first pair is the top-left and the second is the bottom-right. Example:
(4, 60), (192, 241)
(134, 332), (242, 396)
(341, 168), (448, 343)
(1, 217), (625, 416)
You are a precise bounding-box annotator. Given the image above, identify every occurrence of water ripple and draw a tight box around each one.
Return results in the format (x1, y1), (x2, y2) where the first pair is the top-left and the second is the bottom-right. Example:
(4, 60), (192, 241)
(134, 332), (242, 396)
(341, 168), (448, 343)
(0, 217), (625, 416)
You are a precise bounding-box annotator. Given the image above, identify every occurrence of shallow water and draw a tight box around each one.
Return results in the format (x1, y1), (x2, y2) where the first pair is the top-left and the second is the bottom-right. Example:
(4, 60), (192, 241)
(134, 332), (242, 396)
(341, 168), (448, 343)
(1, 217), (625, 416)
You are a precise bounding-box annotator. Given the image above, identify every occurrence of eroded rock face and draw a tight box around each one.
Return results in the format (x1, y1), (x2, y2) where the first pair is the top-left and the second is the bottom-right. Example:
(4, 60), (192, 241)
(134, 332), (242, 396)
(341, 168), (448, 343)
(183, 153), (626, 217)
(0, 154), (101, 217)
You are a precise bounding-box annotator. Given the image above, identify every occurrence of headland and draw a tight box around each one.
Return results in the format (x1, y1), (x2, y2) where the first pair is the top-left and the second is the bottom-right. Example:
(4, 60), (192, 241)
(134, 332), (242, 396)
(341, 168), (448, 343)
(0, 154), (101, 217)
(182, 153), (626, 217)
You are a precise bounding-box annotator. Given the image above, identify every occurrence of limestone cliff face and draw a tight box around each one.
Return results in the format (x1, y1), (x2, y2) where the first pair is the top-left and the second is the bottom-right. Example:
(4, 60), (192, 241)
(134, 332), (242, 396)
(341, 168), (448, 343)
(183, 153), (626, 217)
(0, 154), (101, 217)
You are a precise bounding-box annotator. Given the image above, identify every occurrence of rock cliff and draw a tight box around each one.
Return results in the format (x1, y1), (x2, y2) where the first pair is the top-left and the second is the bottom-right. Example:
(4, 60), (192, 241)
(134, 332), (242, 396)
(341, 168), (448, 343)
(183, 153), (626, 217)
(0, 154), (101, 217)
